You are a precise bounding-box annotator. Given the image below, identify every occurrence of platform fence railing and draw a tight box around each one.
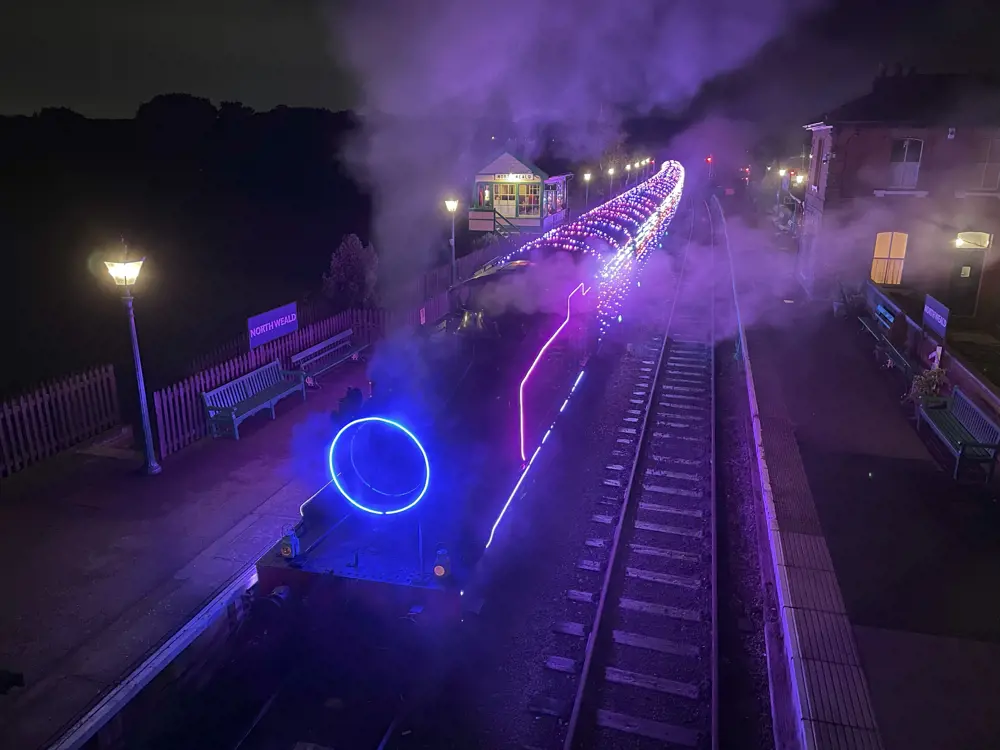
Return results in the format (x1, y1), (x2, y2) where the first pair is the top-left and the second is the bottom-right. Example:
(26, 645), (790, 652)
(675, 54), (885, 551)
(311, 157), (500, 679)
(0, 365), (121, 478)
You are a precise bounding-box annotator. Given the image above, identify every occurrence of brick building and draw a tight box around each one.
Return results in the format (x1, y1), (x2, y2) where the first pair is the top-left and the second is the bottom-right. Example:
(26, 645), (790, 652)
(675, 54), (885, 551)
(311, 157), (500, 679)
(798, 68), (1000, 327)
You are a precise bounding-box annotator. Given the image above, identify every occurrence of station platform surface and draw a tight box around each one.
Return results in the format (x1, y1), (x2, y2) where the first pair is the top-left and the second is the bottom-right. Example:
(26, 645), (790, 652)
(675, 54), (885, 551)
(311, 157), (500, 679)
(736, 252), (1000, 748)
(0, 362), (369, 749)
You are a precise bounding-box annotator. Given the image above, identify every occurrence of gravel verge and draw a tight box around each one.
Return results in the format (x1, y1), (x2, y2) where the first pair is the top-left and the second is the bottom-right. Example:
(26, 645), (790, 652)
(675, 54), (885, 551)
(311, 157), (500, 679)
(714, 339), (774, 750)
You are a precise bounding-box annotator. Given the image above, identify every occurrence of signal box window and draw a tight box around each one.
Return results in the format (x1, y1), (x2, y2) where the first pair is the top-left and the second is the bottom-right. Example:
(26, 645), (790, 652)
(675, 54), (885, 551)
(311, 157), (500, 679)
(494, 183), (516, 217)
(518, 183), (541, 218)
(475, 182), (493, 209)
(870, 231), (907, 285)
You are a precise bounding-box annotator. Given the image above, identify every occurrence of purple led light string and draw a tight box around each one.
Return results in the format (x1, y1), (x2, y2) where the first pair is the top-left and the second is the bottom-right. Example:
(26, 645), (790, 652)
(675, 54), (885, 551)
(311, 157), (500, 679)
(518, 282), (588, 462)
(483, 162), (686, 550)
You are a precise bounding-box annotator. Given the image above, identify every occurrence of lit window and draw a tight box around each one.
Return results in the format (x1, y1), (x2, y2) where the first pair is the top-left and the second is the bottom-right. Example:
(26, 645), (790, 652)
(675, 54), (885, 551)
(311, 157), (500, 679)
(494, 183), (516, 217)
(961, 266), (972, 278)
(475, 182), (492, 209)
(517, 183), (541, 218)
(870, 231), (907, 285)
(955, 231), (992, 248)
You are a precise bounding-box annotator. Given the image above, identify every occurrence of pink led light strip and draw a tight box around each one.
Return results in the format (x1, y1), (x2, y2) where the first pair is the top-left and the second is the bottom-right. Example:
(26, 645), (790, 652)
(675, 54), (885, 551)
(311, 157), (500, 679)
(518, 282), (589, 461)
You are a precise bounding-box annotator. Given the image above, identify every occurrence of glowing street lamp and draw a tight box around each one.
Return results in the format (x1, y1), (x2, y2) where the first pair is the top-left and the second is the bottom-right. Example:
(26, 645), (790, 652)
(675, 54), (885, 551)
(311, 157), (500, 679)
(794, 174), (804, 185)
(607, 167), (615, 195)
(103, 247), (161, 475)
(445, 199), (459, 286)
(583, 172), (591, 209)
(778, 168), (787, 177)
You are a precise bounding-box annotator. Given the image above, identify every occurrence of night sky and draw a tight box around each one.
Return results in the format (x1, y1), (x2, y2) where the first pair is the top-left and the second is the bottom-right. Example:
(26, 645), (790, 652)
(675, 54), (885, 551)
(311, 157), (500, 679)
(2, 0), (997, 121)
(0, 0), (354, 117)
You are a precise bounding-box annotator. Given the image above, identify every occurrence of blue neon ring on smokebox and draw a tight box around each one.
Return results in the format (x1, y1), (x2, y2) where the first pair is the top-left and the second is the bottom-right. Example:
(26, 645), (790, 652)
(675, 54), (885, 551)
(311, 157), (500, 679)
(328, 416), (430, 515)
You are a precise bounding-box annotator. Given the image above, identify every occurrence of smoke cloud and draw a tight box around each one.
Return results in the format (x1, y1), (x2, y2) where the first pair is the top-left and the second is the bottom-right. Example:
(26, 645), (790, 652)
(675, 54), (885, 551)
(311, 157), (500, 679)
(326, 0), (826, 279)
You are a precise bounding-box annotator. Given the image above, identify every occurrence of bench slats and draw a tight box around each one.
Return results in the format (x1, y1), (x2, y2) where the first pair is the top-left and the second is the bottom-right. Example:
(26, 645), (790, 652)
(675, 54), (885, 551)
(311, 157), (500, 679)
(291, 329), (353, 366)
(202, 360), (305, 440)
(289, 329), (368, 380)
(919, 386), (1000, 483)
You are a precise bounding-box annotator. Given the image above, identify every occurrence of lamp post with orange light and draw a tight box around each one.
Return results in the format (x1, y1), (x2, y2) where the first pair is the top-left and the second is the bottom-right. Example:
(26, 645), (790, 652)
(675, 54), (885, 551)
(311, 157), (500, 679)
(104, 247), (161, 475)
(445, 199), (459, 287)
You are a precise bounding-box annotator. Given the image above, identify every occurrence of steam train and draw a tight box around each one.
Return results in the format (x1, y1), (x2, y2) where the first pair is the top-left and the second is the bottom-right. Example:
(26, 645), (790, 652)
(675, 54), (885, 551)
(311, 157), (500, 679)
(253, 162), (685, 623)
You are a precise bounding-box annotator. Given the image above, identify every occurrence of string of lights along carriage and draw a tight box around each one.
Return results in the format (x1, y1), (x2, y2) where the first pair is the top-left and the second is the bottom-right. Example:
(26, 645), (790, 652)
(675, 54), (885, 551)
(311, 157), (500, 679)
(484, 161), (685, 550)
(327, 416), (431, 515)
(497, 160), (684, 341)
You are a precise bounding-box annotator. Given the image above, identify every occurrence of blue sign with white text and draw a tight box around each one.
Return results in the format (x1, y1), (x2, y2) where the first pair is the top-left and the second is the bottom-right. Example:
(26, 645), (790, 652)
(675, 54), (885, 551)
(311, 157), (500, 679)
(922, 295), (949, 340)
(248, 302), (298, 349)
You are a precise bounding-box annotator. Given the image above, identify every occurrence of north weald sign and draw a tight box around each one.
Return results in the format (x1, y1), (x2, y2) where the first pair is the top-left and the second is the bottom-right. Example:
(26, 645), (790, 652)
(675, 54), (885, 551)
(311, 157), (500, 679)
(922, 295), (949, 340)
(248, 302), (298, 349)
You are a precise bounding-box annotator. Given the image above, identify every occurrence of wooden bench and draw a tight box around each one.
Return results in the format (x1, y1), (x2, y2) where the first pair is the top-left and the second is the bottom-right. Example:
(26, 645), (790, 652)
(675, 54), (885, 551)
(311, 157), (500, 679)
(877, 338), (920, 385)
(203, 360), (305, 440)
(917, 386), (1000, 483)
(290, 328), (368, 381)
(858, 303), (895, 340)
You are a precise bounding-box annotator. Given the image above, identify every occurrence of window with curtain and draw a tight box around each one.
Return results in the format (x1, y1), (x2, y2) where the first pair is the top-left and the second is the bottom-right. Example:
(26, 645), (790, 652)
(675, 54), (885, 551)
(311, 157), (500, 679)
(870, 231), (907, 285)
(517, 183), (541, 217)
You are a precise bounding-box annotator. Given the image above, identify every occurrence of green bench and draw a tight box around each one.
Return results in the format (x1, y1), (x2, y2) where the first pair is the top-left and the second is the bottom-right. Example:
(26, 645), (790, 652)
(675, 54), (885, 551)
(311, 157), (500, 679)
(290, 328), (368, 381)
(203, 360), (305, 440)
(858, 303), (895, 340)
(917, 386), (1000, 483)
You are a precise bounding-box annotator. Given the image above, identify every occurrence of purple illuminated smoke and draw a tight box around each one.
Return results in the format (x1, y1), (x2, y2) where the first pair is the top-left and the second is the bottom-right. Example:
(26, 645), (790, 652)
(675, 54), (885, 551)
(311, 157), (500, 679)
(326, 0), (826, 276)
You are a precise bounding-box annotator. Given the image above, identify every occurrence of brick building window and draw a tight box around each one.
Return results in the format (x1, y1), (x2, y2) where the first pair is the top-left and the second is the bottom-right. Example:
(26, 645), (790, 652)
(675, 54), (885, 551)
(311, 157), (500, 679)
(888, 138), (922, 189)
(970, 132), (1000, 190)
(870, 231), (907, 285)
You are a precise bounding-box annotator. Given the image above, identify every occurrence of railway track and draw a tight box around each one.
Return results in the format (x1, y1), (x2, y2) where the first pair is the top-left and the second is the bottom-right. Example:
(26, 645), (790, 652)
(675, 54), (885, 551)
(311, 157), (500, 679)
(527, 198), (720, 750)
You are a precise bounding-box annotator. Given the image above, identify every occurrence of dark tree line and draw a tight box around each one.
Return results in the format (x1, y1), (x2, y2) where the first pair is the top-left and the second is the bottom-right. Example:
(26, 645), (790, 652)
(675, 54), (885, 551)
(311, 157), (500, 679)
(0, 95), (370, 396)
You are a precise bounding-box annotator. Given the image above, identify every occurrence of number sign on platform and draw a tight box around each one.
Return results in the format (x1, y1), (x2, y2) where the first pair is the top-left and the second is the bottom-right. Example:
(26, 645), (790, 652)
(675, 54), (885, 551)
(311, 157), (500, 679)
(922, 295), (949, 340)
(248, 302), (299, 349)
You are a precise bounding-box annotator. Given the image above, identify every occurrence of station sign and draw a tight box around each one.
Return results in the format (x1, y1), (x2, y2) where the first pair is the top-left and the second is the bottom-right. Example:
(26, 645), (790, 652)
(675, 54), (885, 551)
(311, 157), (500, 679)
(922, 294), (949, 340)
(494, 173), (537, 182)
(248, 301), (298, 349)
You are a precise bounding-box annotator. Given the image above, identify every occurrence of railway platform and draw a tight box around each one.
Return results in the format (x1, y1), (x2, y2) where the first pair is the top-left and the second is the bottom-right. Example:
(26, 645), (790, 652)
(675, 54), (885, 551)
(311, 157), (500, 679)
(735, 247), (1000, 748)
(0, 361), (369, 750)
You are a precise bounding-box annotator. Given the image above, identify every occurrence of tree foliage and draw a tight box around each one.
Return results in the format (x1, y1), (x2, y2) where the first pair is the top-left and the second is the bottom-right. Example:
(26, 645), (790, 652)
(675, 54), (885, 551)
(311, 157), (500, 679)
(322, 234), (378, 309)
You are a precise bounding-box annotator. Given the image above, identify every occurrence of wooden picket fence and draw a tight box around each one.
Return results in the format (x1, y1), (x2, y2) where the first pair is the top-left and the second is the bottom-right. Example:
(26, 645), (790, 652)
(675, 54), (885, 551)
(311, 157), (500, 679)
(0, 365), (121, 478)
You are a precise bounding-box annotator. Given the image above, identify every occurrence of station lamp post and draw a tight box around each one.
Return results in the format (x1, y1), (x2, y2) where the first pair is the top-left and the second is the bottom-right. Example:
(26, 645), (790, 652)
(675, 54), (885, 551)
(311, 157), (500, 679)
(444, 199), (459, 287)
(583, 172), (591, 209)
(625, 163), (631, 187)
(104, 249), (161, 475)
(607, 167), (615, 196)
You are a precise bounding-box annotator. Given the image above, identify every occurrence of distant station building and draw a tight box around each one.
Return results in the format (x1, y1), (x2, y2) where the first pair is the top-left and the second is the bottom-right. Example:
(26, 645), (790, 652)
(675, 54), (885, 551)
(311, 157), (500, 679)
(469, 152), (571, 240)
